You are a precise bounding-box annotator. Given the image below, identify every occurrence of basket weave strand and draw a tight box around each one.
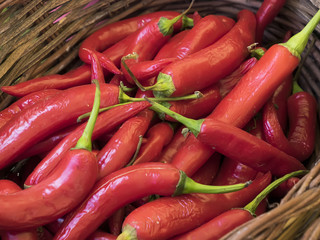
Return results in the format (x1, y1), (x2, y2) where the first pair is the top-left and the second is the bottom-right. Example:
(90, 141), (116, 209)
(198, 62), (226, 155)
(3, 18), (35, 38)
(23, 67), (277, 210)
(0, 1), (320, 239)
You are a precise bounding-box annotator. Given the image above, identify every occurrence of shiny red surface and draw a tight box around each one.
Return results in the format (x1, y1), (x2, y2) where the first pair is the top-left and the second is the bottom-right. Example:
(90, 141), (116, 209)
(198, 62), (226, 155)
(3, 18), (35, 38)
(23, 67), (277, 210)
(0, 83), (119, 170)
(54, 163), (181, 240)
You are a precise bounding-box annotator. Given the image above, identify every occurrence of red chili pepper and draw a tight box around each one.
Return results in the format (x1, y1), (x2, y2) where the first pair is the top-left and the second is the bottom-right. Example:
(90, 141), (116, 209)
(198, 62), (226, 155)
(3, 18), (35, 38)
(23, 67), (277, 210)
(107, 207), (126, 236)
(0, 83), (119, 170)
(191, 153), (221, 185)
(172, 170), (307, 240)
(169, 57), (257, 176)
(0, 89), (60, 129)
(142, 9), (256, 98)
(54, 162), (250, 240)
(150, 101), (306, 176)
(118, 171), (271, 240)
(97, 109), (153, 179)
(0, 180), (38, 240)
(0, 80), (101, 231)
(25, 101), (150, 186)
(131, 122), (174, 165)
(79, 11), (185, 64)
(263, 90), (317, 161)
(270, 176), (300, 199)
(255, 0), (287, 44)
(155, 125), (189, 164)
(87, 231), (117, 240)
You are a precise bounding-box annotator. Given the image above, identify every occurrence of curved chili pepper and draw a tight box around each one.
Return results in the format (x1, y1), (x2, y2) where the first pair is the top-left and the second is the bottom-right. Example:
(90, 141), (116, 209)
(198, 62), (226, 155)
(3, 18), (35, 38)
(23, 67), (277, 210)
(0, 83), (119, 170)
(169, 57), (257, 176)
(54, 162), (250, 240)
(255, 0), (287, 44)
(142, 9), (256, 98)
(131, 122), (174, 165)
(150, 100), (306, 176)
(87, 231), (117, 240)
(155, 125), (189, 163)
(270, 176), (300, 199)
(191, 153), (221, 185)
(107, 207), (126, 236)
(0, 80), (101, 231)
(79, 11), (185, 64)
(118, 171), (271, 240)
(172, 170), (307, 240)
(25, 101), (150, 186)
(0, 89), (60, 129)
(0, 180), (38, 240)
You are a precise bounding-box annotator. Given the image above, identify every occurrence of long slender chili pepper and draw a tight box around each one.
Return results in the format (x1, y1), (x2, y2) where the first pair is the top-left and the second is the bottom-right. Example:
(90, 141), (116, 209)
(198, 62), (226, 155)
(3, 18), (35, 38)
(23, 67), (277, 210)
(131, 122), (174, 165)
(0, 80), (101, 231)
(87, 231), (117, 240)
(170, 57), (257, 176)
(25, 101), (150, 186)
(107, 207), (126, 236)
(0, 83), (119, 170)
(168, 9), (320, 176)
(78, 11), (186, 64)
(149, 100), (305, 176)
(0, 89), (60, 129)
(54, 162), (251, 240)
(0, 180), (38, 240)
(255, 0), (287, 44)
(172, 170), (307, 240)
(118, 171), (271, 240)
(136, 9), (256, 98)
(1, 12), (186, 98)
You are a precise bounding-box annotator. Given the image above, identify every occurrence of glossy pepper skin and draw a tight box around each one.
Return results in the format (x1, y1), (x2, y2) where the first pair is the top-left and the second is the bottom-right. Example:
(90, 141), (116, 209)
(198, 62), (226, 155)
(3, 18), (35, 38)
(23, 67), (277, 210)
(255, 0), (287, 44)
(79, 11), (183, 64)
(0, 83), (119, 170)
(25, 101), (150, 186)
(152, 9), (256, 98)
(0, 89), (60, 129)
(263, 91), (317, 161)
(0, 148), (98, 230)
(87, 231), (117, 240)
(0, 180), (38, 240)
(119, 172), (271, 240)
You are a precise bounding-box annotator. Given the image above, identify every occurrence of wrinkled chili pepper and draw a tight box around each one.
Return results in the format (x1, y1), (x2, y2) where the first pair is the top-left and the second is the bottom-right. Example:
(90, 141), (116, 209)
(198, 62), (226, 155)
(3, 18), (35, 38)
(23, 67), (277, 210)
(172, 170), (307, 240)
(0, 89), (60, 129)
(0, 83), (119, 170)
(137, 9), (256, 98)
(131, 122), (174, 165)
(255, 0), (287, 44)
(79, 11), (185, 64)
(0, 80), (101, 230)
(0, 179), (38, 240)
(25, 101), (150, 186)
(54, 162), (250, 240)
(263, 89), (317, 161)
(118, 171), (271, 240)
(149, 100), (306, 176)
(167, 9), (320, 176)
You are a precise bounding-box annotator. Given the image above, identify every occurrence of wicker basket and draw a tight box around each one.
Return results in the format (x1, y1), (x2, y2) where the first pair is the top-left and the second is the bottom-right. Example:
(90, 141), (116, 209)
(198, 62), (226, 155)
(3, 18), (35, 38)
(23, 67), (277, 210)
(0, 0), (319, 239)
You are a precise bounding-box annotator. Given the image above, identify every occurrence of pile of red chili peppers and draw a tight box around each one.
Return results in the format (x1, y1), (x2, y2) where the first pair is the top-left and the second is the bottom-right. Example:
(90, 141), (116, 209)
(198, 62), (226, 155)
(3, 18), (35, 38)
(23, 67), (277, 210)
(0, 0), (319, 239)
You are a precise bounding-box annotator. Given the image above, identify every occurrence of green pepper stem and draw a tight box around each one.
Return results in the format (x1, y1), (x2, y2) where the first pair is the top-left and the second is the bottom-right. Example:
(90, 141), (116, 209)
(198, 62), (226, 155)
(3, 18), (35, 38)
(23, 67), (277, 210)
(146, 97), (203, 137)
(244, 170), (309, 215)
(73, 79), (101, 151)
(126, 135), (144, 167)
(174, 171), (251, 196)
(280, 9), (320, 59)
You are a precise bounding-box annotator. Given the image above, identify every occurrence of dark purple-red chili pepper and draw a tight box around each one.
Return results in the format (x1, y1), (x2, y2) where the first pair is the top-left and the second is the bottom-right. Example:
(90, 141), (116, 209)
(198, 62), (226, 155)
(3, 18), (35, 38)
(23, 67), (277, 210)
(142, 10), (256, 98)
(0, 80), (101, 230)
(0, 89), (60, 129)
(0, 180), (38, 240)
(255, 0), (287, 44)
(87, 231), (117, 240)
(0, 83), (119, 170)
(118, 171), (271, 240)
(132, 122), (174, 165)
(79, 11), (184, 64)
(53, 162), (249, 240)
(172, 170), (306, 240)
(107, 207), (126, 236)
(25, 101), (150, 186)
(149, 101), (305, 177)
